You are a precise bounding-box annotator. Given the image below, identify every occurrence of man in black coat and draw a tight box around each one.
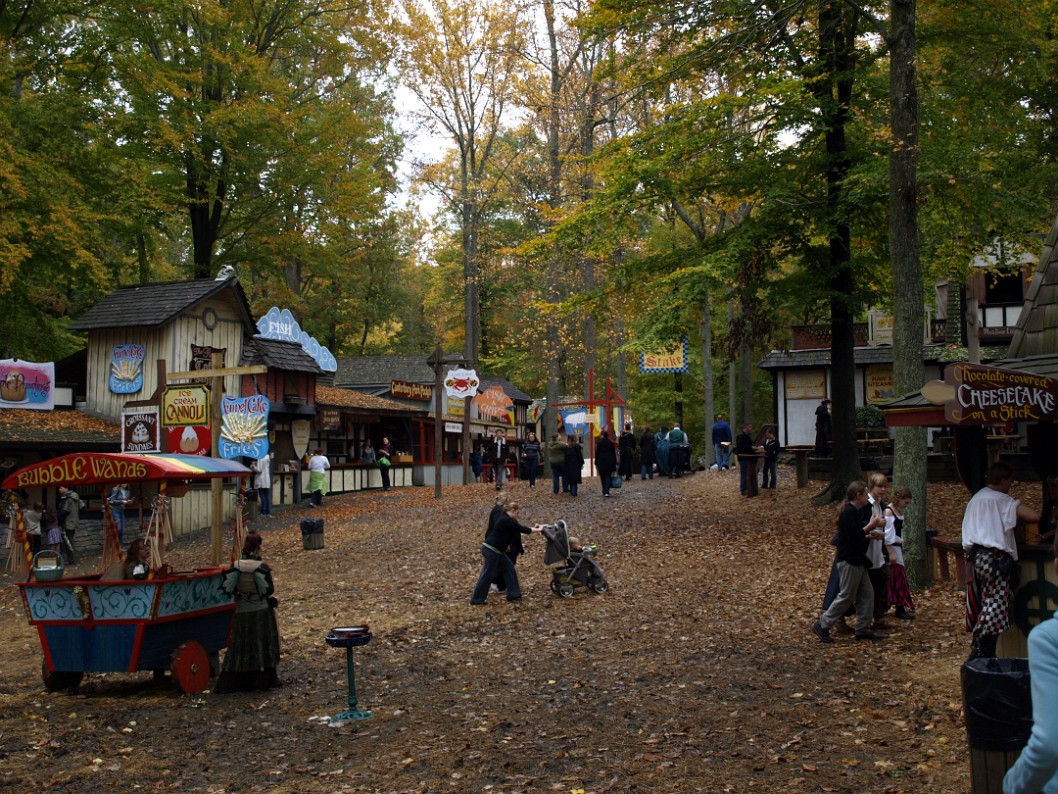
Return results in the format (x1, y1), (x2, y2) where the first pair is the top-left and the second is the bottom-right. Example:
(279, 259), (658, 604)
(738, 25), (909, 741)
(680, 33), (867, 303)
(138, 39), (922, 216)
(595, 430), (618, 497)
(488, 429), (509, 491)
(618, 425), (637, 480)
(639, 427), (656, 480)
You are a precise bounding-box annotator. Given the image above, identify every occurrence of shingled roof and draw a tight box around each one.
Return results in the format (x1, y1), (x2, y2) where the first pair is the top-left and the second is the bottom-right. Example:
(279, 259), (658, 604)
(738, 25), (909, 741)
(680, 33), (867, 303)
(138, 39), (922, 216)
(316, 385), (425, 415)
(0, 408), (120, 449)
(242, 338), (323, 374)
(69, 277), (255, 332)
(758, 345), (947, 370)
(1008, 211), (1058, 358)
(334, 354), (466, 391)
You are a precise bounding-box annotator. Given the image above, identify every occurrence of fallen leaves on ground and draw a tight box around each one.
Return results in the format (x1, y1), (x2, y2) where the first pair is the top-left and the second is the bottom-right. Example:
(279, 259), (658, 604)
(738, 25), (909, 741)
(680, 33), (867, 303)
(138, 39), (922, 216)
(0, 469), (985, 793)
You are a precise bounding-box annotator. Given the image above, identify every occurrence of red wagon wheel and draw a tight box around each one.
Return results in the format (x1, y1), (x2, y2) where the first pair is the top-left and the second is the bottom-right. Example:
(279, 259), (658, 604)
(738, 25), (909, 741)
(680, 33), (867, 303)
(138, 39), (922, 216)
(170, 641), (210, 693)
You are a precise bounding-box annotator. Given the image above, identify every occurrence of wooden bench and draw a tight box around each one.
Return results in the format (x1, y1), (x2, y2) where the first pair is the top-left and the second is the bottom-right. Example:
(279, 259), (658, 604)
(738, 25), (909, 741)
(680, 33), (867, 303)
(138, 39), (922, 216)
(928, 535), (968, 584)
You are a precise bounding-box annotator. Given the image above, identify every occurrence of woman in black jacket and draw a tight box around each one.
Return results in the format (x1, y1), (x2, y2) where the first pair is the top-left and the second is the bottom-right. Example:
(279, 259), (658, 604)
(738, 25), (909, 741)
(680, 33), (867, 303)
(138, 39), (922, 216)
(563, 436), (585, 497)
(595, 430), (618, 497)
(470, 503), (541, 604)
(639, 427), (656, 480)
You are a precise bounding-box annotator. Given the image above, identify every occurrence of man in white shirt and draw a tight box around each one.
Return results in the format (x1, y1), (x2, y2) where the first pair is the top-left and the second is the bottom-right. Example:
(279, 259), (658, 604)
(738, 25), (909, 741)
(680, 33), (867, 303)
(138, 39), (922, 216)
(962, 462), (1039, 659)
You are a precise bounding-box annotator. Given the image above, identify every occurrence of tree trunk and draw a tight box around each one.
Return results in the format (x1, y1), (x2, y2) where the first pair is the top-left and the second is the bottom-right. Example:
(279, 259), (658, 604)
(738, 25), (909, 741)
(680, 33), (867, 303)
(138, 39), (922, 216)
(701, 292), (715, 463)
(816, 0), (863, 502)
(888, 0), (929, 587)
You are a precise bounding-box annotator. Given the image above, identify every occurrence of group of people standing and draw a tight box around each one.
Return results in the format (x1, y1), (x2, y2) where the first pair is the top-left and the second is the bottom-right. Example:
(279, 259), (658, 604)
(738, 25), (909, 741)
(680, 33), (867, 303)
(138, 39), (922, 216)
(812, 473), (916, 643)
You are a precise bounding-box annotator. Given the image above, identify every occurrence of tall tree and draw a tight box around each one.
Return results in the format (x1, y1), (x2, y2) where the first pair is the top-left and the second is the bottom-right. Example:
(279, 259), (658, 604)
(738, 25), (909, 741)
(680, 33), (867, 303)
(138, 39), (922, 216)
(400, 0), (525, 363)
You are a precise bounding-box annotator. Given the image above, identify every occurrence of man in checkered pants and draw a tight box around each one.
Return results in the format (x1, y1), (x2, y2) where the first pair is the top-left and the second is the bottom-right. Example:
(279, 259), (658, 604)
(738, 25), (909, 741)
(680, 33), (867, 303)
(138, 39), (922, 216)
(962, 462), (1040, 659)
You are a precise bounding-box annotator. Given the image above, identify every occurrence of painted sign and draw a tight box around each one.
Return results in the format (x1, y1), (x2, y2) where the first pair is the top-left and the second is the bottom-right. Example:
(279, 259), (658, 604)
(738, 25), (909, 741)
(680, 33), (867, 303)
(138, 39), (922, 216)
(122, 408), (160, 453)
(445, 422), (462, 433)
(391, 380), (432, 401)
(444, 368), (479, 400)
(219, 395), (270, 460)
(0, 359), (54, 409)
(445, 394), (465, 417)
(943, 363), (1058, 425)
(558, 408), (592, 436)
(868, 310), (894, 345)
(291, 419), (311, 457)
(167, 425), (211, 456)
(320, 408), (341, 431)
(256, 307), (337, 372)
(639, 338), (689, 374)
(190, 344), (225, 372)
(162, 384), (210, 427)
(473, 385), (514, 425)
(7, 454), (152, 488)
(865, 365), (894, 405)
(109, 344), (145, 394)
(784, 370), (827, 401)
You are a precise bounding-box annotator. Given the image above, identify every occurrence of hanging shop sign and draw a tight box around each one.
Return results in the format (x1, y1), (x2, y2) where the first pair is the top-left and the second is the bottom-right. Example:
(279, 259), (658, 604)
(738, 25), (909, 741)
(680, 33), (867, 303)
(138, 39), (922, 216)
(109, 344), (145, 394)
(391, 380), (432, 401)
(639, 338), (689, 374)
(167, 425), (211, 456)
(122, 408), (160, 453)
(0, 359), (54, 409)
(444, 368), (479, 400)
(256, 307), (337, 372)
(865, 365), (894, 405)
(924, 363), (1058, 425)
(320, 408), (342, 431)
(473, 385), (514, 425)
(219, 395), (270, 460)
(161, 384), (210, 427)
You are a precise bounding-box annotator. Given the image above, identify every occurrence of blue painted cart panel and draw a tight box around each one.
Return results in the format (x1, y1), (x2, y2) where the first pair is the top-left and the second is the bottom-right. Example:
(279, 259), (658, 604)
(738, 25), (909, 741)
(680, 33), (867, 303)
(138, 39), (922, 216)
(44, 624), (138, 672)
(90, 583), (157, 620)
(137, 611), (232, 670)
(22, 586), (85, 622)
(156, 575), (232, 617)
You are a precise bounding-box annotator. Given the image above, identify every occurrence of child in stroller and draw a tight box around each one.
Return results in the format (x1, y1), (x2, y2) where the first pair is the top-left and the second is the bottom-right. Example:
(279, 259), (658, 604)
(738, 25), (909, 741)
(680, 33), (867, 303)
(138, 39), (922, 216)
(542, 520), (608, 597)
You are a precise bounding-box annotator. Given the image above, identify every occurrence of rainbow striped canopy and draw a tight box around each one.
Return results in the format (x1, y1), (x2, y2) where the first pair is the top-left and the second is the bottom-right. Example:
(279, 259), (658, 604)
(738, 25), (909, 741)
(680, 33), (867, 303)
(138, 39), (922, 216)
(2, 452), (252, 490)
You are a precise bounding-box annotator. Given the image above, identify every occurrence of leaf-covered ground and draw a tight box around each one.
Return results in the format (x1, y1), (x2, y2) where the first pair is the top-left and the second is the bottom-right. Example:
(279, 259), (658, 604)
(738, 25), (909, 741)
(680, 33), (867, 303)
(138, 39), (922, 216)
(0, 468), (990, 793)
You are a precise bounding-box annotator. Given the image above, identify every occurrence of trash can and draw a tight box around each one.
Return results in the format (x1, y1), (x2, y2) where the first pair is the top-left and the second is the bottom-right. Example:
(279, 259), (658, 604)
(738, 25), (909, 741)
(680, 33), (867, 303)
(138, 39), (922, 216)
(301, 518), (324, 550)
(961, 657), (1033, 794)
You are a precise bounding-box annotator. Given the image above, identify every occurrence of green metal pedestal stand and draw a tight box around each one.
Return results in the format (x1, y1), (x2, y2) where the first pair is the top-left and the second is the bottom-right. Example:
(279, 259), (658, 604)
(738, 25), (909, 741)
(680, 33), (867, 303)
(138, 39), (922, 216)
(325, 630), (373, 722)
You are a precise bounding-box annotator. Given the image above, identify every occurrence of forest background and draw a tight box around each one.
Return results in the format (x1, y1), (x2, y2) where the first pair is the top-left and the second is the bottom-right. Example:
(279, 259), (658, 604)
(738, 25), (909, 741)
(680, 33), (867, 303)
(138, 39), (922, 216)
(2, 2), (1056, 513)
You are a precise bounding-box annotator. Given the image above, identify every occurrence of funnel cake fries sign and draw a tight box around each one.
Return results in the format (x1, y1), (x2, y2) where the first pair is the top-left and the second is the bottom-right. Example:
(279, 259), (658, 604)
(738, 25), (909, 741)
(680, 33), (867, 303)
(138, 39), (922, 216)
(219, 395), (270, 460)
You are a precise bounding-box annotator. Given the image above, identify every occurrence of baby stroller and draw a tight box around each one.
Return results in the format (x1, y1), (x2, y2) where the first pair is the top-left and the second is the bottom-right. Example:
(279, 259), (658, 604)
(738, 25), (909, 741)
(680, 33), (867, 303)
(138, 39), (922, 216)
(542, 520), (608, 598)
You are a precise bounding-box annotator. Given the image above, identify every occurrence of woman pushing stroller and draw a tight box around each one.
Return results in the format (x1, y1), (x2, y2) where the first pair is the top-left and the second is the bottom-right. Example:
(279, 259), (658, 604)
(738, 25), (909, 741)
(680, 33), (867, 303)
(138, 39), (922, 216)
(471, 502), (544, 604)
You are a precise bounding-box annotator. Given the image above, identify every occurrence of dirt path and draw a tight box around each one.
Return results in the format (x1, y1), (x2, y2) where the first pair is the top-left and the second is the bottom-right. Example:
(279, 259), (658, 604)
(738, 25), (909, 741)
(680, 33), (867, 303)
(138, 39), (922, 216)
(0, 470), (978, 793)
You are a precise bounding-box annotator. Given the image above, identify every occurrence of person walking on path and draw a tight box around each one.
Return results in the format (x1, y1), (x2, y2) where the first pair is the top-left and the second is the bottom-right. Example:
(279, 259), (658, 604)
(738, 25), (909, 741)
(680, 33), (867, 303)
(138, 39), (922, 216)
(884, 487), (915, 620)
(712, 415), (733, 471)
(251, 452), (273, 517)
(378, 437), (393, 491)
(639, 427), (656, 480)
(57, 485), (84, 563)
(665, 423), (687, 477)
(306, 448), (330, 507)
(812, 481), (886, 643)
(595, 430), (618, 497)
(547, 434), (568, 494)
(563, 435), (584, 497)
(760, 427), (780, 489)
(618, 425), (637, 481)
(522, 432), (541, 488)
(470, 502), (543, 604)
(963, 461), (1040, 659)
(488, 429), (509, 491)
